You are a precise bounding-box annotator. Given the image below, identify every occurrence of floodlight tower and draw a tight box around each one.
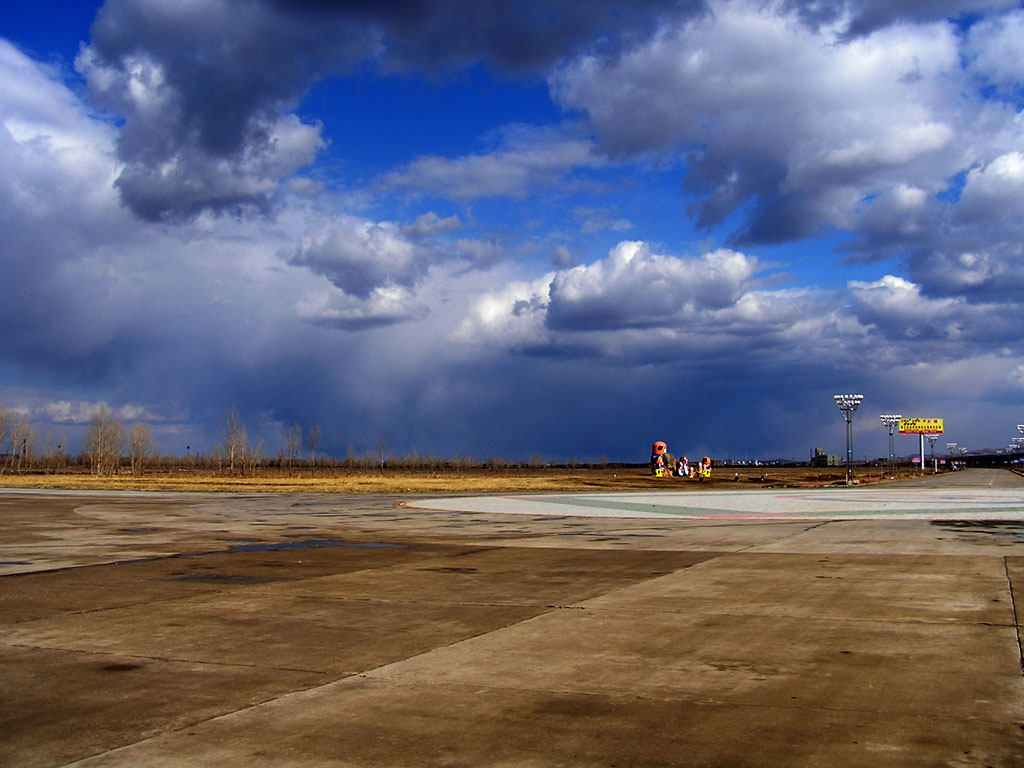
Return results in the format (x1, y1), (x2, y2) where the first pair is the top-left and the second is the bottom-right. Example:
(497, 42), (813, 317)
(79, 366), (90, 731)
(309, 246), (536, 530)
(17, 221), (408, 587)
(926, 434), (938, 472)
(834, 394), (864, 486)
(946, 442), (957, 455)
(880, 414), (902, 478)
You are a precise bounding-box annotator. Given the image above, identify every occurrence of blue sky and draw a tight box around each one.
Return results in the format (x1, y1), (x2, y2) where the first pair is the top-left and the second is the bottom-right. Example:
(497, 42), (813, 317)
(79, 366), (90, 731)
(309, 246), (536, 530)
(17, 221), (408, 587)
(1, 0), (1023, 463)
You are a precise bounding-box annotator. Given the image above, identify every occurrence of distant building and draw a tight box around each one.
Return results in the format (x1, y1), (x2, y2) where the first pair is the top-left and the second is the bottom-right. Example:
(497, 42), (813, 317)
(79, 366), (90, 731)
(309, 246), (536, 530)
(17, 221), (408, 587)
(810, 447), (841, 467)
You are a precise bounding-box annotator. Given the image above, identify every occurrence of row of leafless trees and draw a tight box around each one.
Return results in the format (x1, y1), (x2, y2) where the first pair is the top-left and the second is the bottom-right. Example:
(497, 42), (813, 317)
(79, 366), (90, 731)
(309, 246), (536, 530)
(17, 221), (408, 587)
(219, 409), (322, 475)
(0, 401), (613, 476)
(82, 406), (155, 476)
(0, 402), (154, 476)
(1, 402), (328, 477)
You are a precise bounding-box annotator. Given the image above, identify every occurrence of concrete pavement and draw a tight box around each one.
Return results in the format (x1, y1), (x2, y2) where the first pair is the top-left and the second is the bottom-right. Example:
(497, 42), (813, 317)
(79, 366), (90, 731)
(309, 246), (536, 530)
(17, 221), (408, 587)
(1, 469), (1023, 766)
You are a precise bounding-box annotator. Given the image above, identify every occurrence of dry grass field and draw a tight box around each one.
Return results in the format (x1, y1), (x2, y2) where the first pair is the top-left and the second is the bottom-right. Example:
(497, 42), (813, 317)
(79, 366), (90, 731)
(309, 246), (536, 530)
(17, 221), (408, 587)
(0, 465), (904, 494)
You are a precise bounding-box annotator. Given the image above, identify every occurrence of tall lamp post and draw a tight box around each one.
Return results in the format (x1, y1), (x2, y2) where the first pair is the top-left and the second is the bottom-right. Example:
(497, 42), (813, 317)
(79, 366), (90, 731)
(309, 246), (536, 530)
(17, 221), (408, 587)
(926, 434), (938, 473)
(880, 414), (902, 479)
(834, 394), (864, 486)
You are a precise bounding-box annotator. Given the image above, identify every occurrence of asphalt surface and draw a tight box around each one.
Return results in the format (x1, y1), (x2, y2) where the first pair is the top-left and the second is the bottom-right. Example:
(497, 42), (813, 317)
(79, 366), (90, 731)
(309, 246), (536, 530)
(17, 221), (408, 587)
(2, 469), (1023, 767)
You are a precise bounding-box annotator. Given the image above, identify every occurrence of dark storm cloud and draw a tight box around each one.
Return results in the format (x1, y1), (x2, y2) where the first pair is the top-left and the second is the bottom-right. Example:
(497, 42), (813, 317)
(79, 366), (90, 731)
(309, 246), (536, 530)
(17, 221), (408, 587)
(513, 342), (603, 360)
(784, 0), (1019, 37)
(79, 0), (705, 220)
(266, 0), (704, 71)
(79, 0), (350, 220)
(85, 1), (366, 156)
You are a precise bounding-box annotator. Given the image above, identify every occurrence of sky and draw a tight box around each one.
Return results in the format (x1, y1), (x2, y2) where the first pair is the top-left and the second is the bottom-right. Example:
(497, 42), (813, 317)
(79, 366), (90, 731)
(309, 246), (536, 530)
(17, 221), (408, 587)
(1, 0), (1023, 463)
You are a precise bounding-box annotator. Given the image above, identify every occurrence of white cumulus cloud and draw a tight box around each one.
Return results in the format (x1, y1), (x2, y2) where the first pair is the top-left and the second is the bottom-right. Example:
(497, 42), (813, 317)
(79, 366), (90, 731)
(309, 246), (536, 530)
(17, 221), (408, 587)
(550, 0), (1021, 246)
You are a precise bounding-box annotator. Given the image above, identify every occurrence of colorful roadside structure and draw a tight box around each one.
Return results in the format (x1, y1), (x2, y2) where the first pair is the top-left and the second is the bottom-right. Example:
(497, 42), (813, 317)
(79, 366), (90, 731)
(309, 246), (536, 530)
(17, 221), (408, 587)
(651, 441), (712, 480)
(696, 456), (712, 480)
(651, 441), (668, 476)
(899, 418), (944, 470)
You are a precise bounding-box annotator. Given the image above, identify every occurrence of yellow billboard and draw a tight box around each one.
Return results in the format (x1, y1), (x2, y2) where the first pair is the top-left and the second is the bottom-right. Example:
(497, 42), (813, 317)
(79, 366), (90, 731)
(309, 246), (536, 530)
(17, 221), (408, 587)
(899, 418), (944, 434)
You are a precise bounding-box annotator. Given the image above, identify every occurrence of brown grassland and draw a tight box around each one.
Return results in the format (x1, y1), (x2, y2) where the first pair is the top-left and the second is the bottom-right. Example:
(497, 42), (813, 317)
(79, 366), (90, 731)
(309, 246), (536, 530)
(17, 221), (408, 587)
(0, 465), (902, 494)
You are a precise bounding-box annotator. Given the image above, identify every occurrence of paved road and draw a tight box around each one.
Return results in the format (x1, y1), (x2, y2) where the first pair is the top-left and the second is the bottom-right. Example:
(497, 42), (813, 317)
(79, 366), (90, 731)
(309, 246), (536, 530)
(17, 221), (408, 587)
(407, 467), (1024, 520)
(1, 469), (1023, 767)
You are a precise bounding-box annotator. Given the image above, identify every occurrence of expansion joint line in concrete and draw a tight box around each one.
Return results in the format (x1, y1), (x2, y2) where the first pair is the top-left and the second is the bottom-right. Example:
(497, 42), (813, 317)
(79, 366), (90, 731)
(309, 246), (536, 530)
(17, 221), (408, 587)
(728, 520), (834, 554)
(1004, 556), (1024, 676)
(568, 605), (1018, 628)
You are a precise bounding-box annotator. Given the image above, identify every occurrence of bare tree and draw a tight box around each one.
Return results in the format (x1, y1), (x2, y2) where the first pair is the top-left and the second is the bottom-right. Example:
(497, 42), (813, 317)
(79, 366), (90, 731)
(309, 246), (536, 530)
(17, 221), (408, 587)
(129, 423), (155, 476)
(35, 428), (67, 474)
(221, 408), (248, 475)
(84, 406), (124, 475)
(284, 424), (302, 474)
(378, 436), (388, 471)
(10, 419), (35, 473)
(40, 432), (55, 473)
(245, 435), (263, 476)
(0, 402), (11, 474)
(306, 425), (321, 476)
(55, 429), (69, 473)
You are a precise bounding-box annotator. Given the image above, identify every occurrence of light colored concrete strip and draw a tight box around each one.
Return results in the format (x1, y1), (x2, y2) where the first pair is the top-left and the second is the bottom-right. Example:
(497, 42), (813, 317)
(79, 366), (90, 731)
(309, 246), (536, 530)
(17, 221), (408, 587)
(362, 611), (1021, 719)
(354, 551), (1022, 717)
(576, 551), (1016, 625)
(407, 487), (1024, 520)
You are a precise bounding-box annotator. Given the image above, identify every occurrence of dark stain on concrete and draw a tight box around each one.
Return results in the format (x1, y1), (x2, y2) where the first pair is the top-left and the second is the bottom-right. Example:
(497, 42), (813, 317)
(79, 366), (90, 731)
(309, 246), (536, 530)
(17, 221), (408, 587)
(932, 521), (1024, 539)
(157, 574), (285, 585)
